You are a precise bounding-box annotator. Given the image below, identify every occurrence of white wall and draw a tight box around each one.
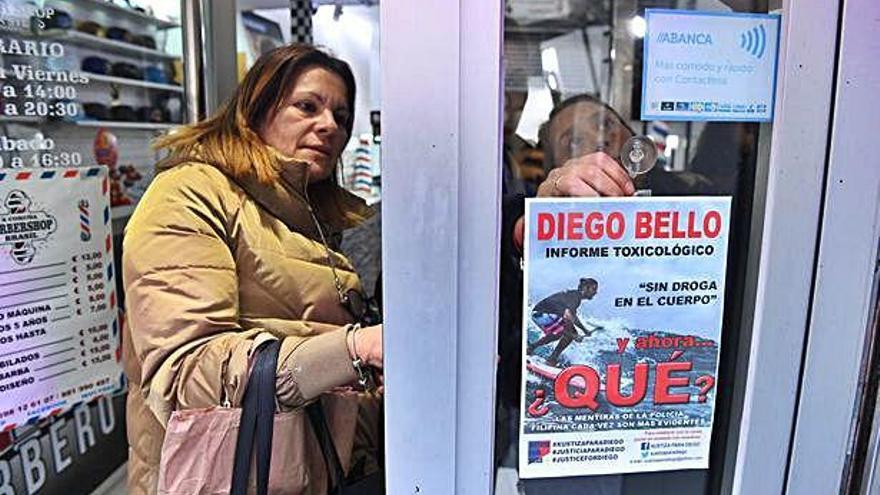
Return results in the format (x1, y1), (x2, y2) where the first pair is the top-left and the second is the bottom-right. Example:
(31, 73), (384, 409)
(312, 5), (381, 140)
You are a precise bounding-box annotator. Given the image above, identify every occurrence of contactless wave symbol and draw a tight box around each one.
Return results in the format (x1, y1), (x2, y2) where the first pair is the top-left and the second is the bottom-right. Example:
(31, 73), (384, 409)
(739, 24), (767, 59)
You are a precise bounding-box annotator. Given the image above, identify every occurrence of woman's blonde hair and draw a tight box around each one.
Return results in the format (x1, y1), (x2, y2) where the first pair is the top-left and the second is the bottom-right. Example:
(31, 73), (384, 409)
(154, 44), (356, 184)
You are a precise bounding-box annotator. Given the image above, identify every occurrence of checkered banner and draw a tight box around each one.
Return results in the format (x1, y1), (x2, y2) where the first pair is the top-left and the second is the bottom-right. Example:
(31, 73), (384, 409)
(290, 0), (313, 44)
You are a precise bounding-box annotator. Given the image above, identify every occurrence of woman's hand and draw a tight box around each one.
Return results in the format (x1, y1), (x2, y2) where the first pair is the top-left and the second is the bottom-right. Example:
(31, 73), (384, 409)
(349, 324), (383, 368)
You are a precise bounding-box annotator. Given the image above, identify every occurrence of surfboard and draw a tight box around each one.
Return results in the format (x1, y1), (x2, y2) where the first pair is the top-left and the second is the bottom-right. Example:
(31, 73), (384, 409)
(526, 356), (588, 392)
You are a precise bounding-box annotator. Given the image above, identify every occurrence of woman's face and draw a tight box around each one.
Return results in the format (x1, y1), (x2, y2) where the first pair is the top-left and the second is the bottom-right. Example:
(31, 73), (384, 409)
(259, 66), (351, 183)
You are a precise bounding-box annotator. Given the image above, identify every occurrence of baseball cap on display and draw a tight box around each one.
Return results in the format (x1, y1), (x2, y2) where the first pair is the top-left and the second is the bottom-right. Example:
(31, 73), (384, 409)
(131, 34), (157, 49)
(110, 105), (137, 122)
(111, 62), (143, 80)
(76, 20), (105, 36)
(144, 66), (168, 84)
(83, 103), (110, 120)
(43, 10), (73, 29)
(82, 56), (110, 74)
(106, 26), (133, 44)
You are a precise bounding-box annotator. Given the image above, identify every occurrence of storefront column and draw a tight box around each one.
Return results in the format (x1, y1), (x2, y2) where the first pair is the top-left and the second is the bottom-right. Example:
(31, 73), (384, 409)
(722, 0), (842, 493)
(381, 0), (503, 493)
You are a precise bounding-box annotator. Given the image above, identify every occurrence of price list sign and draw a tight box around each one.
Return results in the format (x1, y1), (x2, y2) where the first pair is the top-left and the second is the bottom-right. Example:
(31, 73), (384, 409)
(0, 167), (120, 430)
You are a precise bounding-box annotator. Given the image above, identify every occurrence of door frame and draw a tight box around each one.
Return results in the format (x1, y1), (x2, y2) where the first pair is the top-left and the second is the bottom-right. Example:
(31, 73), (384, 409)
(784, 0), (880, 492)
(720, 0), (843, 493)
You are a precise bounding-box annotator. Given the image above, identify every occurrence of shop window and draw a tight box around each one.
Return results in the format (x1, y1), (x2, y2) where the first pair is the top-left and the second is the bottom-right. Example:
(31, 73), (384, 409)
(496, 1), (774, 493)
(0, 1), (182, 493)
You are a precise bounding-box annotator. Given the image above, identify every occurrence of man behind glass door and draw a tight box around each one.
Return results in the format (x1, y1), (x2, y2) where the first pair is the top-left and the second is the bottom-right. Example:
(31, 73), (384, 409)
(497, 93), (717, 494)
(537, 94), (712, 200)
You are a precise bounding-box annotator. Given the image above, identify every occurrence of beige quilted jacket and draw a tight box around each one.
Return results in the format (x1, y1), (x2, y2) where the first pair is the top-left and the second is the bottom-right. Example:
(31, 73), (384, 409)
(122, 159), (379, 494)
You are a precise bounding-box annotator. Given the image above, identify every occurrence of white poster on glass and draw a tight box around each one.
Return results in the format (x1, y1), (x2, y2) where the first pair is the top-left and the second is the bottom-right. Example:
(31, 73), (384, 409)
(519, 196), (731, 478)
(0, 167), (121, 430)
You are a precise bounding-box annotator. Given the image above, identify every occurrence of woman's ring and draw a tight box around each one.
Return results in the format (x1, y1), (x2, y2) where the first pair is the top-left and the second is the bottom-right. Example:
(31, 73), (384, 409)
(553, 175), (563, 195)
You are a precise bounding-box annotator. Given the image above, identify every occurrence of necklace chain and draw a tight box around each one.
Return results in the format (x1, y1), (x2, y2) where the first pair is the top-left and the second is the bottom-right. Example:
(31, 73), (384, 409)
(293, 185), (348, 302)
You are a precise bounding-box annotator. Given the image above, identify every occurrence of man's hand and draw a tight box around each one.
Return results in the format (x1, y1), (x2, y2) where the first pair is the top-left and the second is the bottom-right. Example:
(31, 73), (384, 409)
(513, 152), (635, 251)
(536, 152), (635, 198)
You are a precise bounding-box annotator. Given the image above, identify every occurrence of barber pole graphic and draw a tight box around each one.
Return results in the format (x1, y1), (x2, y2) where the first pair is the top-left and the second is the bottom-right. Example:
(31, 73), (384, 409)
(79, 199), (91, 241)
(649, 121), (669, 154)
(352, 136), (374, 195)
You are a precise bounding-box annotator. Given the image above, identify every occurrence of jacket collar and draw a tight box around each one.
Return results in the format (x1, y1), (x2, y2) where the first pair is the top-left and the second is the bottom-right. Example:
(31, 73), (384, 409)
(158, 153), (373, 241)
(236, 160), (373, 240)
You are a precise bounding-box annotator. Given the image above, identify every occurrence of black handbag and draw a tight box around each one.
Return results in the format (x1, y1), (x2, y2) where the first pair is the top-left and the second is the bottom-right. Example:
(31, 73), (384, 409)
(306, 402), (385, 494)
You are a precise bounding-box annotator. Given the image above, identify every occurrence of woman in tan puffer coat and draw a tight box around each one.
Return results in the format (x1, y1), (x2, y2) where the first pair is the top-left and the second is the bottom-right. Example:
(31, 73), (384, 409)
(121, 44), (383, 494)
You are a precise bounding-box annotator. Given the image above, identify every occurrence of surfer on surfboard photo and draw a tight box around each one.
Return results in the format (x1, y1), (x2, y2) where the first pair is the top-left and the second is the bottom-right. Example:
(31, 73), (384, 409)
(526, 277), (603, 367)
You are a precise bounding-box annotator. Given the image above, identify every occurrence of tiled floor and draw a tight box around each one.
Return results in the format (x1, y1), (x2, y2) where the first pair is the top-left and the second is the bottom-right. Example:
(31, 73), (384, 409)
(91, 464), (127, 495)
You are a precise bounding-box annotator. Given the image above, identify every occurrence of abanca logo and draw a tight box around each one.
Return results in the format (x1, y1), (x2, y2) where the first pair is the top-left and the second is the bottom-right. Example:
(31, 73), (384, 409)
(656, 32), (714, 45)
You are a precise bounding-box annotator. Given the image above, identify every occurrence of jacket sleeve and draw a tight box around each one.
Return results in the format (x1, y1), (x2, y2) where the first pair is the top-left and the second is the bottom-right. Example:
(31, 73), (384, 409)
(122, 166), (356, 425)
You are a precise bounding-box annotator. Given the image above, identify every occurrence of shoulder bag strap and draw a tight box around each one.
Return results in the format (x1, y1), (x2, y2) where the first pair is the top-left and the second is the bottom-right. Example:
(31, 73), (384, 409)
(231, 339), (281, 495)
(306, 400), (347, 495)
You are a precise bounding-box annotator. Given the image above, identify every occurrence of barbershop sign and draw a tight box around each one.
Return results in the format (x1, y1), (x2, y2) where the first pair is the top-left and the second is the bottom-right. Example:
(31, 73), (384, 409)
(0, 168), (121, 431)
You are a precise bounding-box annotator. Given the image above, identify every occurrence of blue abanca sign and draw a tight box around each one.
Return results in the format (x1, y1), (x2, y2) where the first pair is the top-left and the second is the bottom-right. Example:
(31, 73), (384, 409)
(641, 9), (781, 122)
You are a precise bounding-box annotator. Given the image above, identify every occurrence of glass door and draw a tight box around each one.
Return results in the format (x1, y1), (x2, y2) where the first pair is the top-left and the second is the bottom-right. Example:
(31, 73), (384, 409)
(496, 1), (772, 493)
(490, 0), (842, 493)
(379, 0), (842, 493)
